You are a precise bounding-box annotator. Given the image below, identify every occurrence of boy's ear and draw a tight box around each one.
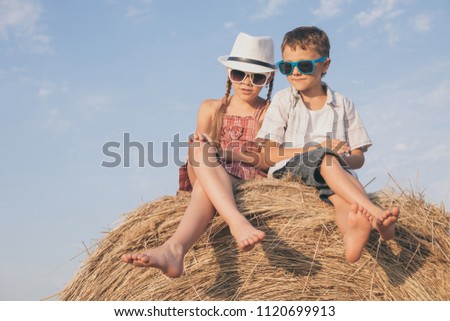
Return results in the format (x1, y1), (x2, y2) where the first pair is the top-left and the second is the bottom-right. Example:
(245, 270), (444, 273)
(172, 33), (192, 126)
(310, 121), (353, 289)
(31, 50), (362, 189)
(321, 58), (331, 77)
(324, 57), (331, 70)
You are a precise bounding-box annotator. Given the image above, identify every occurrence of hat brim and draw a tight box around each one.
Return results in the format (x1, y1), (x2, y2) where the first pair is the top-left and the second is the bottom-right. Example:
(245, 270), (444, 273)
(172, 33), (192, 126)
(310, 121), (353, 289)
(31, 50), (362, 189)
(218, 56), (275, 73)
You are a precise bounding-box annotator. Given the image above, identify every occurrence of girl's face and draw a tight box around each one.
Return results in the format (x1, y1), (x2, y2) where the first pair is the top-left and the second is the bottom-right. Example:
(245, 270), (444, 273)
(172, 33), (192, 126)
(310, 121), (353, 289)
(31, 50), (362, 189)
(228, 68), (273, 103)
(281, 46), (329, 94)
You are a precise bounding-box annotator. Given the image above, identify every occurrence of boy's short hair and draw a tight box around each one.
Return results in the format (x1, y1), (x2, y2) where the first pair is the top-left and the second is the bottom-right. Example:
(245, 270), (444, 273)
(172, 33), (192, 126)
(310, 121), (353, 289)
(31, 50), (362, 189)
(281, 26), (330, 57)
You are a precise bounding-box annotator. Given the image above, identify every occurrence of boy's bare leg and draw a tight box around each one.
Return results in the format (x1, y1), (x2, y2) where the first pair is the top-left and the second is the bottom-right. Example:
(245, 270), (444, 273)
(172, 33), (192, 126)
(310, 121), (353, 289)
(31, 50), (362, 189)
(329, 196), (372, 262)
(341, 170), (399, 240)
(344, 204), (372, 262)
(190, 141), (265, 250)
(375, 207), (400, 239)
(121, 181), (215, 277)
(320, 155), (399, 240)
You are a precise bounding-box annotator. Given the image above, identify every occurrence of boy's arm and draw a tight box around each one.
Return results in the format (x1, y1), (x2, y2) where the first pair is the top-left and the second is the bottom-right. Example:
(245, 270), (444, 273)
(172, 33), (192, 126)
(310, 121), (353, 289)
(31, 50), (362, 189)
(237, 138), (352, 170)
(215, 141), (296, 171)
(341, 148), (365, 169)
(260, 138), (353, 167)
(221, 147), (267, 168)
(253, 140), (320, 169)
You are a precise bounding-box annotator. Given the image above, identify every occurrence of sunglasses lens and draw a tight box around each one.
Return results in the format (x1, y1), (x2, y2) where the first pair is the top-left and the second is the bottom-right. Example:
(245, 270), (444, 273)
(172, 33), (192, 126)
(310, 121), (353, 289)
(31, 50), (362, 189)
(298, 61), (314, 74)
(230, 70), (246, 82)
(278, 62), (292, 75)
(278, 60), (317, 75)
(252, 73), (267, 86)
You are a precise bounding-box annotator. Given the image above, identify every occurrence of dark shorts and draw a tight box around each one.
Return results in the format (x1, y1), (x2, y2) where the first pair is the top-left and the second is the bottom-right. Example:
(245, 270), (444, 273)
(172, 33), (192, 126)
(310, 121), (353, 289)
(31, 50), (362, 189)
(273, 147), (352, 204)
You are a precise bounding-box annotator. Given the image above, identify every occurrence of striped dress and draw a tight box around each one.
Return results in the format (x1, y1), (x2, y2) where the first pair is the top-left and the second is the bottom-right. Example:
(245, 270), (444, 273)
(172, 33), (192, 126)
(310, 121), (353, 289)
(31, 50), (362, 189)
(178, 103), (267, 192)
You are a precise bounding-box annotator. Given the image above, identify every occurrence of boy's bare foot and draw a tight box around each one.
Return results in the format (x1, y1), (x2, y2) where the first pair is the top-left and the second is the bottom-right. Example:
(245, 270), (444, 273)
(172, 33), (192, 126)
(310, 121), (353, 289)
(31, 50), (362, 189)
(343, 203), (373, 263)
(229, 219), (266, 251)
(121, 241), (184, 278)
(376, 207), (399, 241)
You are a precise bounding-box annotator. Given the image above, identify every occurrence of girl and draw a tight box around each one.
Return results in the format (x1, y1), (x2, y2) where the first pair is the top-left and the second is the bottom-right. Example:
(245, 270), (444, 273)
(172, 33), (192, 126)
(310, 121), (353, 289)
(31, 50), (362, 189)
(121, 32), (276, 277)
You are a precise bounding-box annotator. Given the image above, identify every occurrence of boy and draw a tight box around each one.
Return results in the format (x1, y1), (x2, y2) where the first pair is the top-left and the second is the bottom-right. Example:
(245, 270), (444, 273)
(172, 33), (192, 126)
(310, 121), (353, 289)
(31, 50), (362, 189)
(256, 26), (399, 262)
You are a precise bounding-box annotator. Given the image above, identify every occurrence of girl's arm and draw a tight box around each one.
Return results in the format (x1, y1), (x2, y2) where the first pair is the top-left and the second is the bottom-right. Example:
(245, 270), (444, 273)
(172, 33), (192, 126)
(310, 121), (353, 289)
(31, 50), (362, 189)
(195, 99), (216, 136)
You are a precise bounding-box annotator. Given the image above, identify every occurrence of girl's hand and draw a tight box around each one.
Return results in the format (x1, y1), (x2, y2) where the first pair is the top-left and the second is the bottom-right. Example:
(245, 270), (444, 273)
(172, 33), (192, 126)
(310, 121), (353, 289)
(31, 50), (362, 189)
(191, 132), (213, 143)
(194, 132), (221, 155)
(192, 132), (201, 142)
(200, 133), (213, 144)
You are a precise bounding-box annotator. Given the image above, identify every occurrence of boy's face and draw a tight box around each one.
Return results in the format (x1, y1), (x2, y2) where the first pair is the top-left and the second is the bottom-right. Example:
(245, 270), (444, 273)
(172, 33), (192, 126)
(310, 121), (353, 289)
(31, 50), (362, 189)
(281, 46), (330, 93)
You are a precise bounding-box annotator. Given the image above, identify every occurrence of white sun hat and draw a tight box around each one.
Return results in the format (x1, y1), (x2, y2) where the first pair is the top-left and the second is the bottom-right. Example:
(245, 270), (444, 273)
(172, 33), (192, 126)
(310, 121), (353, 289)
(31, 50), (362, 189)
(218, 32), (275, 73)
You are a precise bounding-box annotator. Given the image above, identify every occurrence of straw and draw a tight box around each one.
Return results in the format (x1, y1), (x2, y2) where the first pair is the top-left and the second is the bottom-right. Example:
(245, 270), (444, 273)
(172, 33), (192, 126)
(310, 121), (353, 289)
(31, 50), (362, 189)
(59, 177), (450, 301)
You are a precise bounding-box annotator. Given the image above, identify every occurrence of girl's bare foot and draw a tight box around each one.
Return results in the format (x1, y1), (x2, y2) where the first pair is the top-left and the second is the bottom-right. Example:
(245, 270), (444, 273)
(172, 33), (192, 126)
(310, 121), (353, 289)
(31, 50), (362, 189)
(343, 203), (373, 263)
(229, 219), (266, 251)
(376, 207), (399, 241)
(121, 241), (185, 278)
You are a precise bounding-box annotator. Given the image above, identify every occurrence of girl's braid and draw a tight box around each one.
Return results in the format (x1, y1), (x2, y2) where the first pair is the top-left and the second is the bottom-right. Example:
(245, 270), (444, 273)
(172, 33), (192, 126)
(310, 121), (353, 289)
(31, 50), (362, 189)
(210, 78), (232, 142)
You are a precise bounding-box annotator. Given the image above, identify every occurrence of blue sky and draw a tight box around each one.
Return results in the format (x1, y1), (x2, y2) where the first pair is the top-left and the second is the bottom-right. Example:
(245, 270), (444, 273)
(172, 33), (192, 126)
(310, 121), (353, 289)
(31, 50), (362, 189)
(0, 0), (449, 300)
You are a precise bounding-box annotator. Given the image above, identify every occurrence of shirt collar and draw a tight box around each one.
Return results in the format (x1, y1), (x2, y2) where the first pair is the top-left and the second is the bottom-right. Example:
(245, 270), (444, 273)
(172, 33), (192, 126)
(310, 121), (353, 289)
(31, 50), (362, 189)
(324, 83), (338, 107)
(290, 82), (338, 108)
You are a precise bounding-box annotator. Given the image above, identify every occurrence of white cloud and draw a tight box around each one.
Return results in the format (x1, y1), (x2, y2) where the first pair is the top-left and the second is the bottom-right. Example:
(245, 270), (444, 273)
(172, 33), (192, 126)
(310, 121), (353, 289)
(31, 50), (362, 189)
(417, 80), (450, 107)
(0, 0), (52, 53)
(251, 0), (290, 20)
(348, 36), (364, 49)
(79, 94), (113, 116)
(394, 143), (408, 151)
(313, 0), (353, 19)
(411, 14), (431, 32)
(383, 22), (400, 45)
(36, 79), (72, 132)
(114, 0), (153, 19)
(352, 0), (417, 46)
(353, 60), (450, 198)
(426, 175), (450, 208)
(37, 79), (70, 99)
(125, 6), (150, 18)
(416, 143), (450, 163)
(224, 21), (235, 29)
(354, 0), (400, 27)
(44, 108), (71, 132)
(37, 81), (55, 98)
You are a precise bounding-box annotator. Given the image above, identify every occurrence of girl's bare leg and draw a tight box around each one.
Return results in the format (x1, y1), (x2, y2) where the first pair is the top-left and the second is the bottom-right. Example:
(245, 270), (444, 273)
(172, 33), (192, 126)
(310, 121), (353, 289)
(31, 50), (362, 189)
(121, 140), (266, 275)
(190, 141), (265, 250)
(320, 155), (398, 240)
(121, 181), (216, 277)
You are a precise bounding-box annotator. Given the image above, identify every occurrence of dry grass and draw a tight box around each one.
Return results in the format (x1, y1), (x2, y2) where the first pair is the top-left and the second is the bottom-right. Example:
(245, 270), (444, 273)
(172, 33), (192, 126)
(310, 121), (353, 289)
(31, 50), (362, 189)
(59, 178), (449, 301)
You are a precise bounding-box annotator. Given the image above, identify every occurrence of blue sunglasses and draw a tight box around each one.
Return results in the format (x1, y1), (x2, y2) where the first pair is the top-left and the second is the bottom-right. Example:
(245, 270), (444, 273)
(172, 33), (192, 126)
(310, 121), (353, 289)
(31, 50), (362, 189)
(276, 56), (328, 75)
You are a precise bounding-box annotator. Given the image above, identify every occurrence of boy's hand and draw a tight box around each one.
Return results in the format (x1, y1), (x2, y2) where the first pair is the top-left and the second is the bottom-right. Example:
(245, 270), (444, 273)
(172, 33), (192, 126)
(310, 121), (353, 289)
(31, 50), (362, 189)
(321, 139), (350, 155)
(241, 140), (263, 153)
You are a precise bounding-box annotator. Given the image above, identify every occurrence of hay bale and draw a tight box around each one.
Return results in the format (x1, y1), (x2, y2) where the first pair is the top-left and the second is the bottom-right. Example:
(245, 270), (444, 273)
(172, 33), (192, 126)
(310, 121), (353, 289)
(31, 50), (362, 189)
(59, 178), (450, 300)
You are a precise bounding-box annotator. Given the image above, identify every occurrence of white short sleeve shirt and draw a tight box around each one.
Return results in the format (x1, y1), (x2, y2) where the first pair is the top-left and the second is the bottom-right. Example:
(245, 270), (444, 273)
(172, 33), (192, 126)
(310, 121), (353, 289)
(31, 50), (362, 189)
(256, 83), (372, 176)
